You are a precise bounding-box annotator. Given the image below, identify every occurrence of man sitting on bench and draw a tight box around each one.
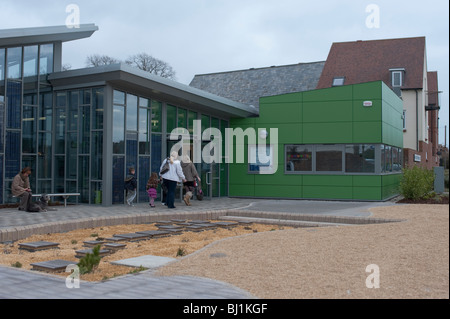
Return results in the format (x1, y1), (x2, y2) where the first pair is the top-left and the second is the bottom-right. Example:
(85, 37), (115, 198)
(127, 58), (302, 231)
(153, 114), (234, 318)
(11, 167), (33, 211)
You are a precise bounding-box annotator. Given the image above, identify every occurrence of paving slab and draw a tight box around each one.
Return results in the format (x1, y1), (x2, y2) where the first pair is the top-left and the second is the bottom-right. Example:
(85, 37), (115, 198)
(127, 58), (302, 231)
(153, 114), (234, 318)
(111, 255), (176, 269)
(30, 259), (76, 272)
(18, 241), (60, 252)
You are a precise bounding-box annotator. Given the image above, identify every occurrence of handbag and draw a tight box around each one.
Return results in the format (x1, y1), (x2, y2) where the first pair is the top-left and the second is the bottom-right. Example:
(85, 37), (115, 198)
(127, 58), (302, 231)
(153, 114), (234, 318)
(196, 187), (204, 201)
(159, 158), (170, 175)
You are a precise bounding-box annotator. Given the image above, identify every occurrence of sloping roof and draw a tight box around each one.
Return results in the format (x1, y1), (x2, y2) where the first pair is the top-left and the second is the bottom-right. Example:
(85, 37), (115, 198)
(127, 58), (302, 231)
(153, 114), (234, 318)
(48, 63), (258, 118)
(316, 37), (426, 90)
(0, 24), (98, 47)
(189, 61), (325, 109)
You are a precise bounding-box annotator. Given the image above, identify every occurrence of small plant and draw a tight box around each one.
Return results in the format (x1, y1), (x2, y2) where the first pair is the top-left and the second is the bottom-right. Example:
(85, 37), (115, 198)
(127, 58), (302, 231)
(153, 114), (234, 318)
(129, 265), (147, 274)
(71, 239), (78, 244)
(399, 166), (435, 201)
(90, 233), (99, 237)
(176, 246), (187, 257)
(11, 261), (22, 268)
(78, 244), (101, 274)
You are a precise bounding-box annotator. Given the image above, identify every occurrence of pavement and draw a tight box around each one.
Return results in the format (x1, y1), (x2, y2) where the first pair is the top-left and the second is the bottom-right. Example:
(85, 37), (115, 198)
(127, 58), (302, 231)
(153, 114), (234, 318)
(0, 197), (397, 299)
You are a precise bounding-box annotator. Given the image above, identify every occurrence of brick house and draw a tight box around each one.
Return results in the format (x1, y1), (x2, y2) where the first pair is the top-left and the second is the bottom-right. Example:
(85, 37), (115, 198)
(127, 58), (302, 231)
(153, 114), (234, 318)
(316, 37), (441, 169)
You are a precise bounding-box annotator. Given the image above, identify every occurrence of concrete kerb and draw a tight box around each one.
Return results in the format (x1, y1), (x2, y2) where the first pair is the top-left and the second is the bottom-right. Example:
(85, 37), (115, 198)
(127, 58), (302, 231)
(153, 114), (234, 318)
(0, 208), (405, 243)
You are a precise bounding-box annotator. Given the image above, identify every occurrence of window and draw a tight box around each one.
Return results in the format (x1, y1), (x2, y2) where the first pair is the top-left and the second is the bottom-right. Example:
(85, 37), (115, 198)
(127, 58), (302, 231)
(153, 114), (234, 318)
(316, 145), (343, 172)
(332, 77), (345, 86)
(7, 47), (22, 79)
(286, 145), (312, 172)
(392, 71), (402, 87)
(126, 94), (138, 131)
(39, 44), (53, 75)
(390, 68), (405, 87)
(249, 144), (276, 174)
(402, 110), (406, 130)
(345, 144), (375, 173)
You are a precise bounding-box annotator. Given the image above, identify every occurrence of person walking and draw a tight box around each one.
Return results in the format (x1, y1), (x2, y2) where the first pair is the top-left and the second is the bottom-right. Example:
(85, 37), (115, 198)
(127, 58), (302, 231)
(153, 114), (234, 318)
(181, 155), (201, 206)
(159, 151), (186, 209)
(11, 167), (32, 211)
(124, 167), (137, 206)
(146, 172), (159, 207)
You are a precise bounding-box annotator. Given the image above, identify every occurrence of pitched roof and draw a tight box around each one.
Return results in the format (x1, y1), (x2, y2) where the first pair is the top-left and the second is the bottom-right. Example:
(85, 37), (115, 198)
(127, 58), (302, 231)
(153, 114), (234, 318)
(316, 37), (426, 90)
(189, 61), (325, 109)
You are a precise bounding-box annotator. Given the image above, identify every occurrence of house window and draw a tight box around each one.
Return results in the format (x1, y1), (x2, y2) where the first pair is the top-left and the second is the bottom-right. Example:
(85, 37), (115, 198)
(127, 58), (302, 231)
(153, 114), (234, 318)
(392, 71), (402, 87)
(332, 77), (345, 86)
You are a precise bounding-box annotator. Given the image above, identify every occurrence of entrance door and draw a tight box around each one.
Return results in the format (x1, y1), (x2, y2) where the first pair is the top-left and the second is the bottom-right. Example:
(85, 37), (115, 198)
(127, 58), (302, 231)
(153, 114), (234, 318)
(201, 141), (220, 199)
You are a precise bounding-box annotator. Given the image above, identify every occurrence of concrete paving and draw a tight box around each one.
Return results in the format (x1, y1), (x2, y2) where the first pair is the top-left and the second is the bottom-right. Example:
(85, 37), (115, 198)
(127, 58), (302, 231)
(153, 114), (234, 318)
(0, 197), (397, 299)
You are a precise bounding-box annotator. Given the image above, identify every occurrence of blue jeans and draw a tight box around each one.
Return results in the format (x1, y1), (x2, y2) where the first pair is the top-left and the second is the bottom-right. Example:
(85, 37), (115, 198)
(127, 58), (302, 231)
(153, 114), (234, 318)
(163, 179), (177, 208)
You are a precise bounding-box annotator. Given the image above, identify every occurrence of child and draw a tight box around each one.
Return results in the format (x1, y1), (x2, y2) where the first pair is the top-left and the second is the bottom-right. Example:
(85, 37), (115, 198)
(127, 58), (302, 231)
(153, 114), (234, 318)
(124, 167), (137, 206)
(146, 172), (159, 207)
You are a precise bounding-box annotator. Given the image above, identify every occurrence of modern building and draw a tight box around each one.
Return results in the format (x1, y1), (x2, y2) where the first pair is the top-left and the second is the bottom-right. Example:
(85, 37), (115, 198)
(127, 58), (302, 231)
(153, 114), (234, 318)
(316, 37), (441, 169)
(0, 24), (435, 205)
(228, 81), (404, 201)
(0, 24), (257, 206)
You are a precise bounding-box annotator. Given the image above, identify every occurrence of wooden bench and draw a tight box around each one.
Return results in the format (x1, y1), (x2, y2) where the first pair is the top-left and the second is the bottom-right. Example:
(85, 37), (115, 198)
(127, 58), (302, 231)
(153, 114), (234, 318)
(31, 193), (81, 207)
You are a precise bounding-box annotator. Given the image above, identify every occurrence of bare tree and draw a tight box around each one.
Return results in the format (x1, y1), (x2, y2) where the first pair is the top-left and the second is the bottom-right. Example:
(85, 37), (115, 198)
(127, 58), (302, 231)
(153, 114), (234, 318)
(125, 53), (176, 80)
(85, 54), (120, 67)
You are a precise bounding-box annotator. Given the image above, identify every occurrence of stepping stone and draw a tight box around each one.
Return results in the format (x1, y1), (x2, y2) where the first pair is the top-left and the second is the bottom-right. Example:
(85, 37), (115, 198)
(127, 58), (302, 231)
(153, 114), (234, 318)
(75, 248), (110, 258)
(111, 255), (176, 269)
(104, 243), (126, 253)
(31, 259), (76, 273)
(162, 228), (183, 235)
(135, 230), (171, 238)
(190, 220), (210, 224)
(154, 220), (172, 226)
(157, 225), (182, 230)
(18, 241), (60, 252)
(83, 240), (105, 247)
(104, 237), (128, 243)
(213, 221), (239, 228)
(196, 223), (217, 230)
(113, 233), (150, 242)
(171, 219), (187, 224)
(185, 225), (204, 232)
(178, 222), (194, 227)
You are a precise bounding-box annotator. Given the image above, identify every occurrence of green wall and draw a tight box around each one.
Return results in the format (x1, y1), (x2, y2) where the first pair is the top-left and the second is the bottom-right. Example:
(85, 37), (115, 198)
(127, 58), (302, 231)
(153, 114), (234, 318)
(229, 81), (403, 201)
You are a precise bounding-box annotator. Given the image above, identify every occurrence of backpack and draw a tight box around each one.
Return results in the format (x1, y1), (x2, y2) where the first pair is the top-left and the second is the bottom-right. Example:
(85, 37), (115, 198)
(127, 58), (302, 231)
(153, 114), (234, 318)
(160, 157), (171, 175)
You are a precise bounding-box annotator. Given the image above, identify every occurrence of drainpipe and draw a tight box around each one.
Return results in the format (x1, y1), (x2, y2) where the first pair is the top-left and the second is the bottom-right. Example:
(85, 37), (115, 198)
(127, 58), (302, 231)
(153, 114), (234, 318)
(416, 90), (419, 151)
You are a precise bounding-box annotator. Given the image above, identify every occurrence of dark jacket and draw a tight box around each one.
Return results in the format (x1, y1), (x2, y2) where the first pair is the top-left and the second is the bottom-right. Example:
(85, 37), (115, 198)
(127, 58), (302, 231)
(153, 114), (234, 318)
(124, 174), (137, 191)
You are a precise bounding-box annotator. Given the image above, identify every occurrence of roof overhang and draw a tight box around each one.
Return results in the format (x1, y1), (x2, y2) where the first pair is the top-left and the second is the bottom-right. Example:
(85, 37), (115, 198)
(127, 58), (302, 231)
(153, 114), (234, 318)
(0, 24), (98, 47)
(48, 63), (259, 119)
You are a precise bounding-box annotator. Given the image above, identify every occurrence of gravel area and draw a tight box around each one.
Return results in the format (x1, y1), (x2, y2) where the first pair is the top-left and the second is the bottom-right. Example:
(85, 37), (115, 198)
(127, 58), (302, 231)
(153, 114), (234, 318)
(156, 204), (449, 299)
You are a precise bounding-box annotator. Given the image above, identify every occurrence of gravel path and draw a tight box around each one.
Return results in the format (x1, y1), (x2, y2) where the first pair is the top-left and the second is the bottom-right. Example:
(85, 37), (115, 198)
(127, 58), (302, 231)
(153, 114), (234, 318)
(156, 204), (449, 299)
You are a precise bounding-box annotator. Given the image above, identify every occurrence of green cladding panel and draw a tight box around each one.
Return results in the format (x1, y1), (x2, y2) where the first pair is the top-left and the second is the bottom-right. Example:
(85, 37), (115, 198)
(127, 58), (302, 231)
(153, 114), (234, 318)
(229, 81), (403, 201)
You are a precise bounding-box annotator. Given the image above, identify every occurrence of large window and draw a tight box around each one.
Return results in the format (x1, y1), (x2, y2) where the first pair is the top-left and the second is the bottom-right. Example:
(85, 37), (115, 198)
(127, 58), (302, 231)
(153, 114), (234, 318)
(345, 144), (375, 173)
(286, 145), (312, 172)
(316, 145), (343, 172)
(285, 144), (400, 175)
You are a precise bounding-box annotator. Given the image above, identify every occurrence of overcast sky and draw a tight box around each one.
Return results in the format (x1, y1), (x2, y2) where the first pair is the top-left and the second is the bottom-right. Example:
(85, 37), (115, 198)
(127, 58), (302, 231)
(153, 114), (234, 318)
(1, 0), (449, 145)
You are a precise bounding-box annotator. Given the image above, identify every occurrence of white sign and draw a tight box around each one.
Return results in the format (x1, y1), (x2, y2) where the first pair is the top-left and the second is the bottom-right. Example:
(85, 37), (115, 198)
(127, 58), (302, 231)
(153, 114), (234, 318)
(414, 154), (421, 162)
(363, 101), (373, 107)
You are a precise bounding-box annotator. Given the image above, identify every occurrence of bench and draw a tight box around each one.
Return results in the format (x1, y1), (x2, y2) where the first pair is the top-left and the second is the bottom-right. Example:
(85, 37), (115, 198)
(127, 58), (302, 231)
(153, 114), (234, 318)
(31, 193), (81, 207)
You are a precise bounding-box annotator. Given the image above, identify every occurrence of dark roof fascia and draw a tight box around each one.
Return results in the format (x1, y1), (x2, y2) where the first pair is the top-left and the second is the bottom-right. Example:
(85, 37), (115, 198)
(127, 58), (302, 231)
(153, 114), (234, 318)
(0, 24), (98, 48)
(49, 64), (259, 118)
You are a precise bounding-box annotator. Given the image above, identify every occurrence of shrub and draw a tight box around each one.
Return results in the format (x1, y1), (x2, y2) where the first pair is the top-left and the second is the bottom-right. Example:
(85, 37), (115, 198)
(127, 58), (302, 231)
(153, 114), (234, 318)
(78, 244), (101, 274)
(176, 247), (187, 257)
(399, 166), (435, 200)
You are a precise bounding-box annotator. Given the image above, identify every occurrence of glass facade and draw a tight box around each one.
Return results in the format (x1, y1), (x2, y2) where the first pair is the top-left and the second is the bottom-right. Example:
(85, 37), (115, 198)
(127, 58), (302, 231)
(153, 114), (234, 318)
(0, 39), (231, 205)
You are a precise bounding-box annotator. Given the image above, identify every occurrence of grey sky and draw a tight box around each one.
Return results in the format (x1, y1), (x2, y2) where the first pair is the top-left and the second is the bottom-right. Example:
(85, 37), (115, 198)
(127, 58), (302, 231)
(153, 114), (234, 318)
(1, 0), (448, 145)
